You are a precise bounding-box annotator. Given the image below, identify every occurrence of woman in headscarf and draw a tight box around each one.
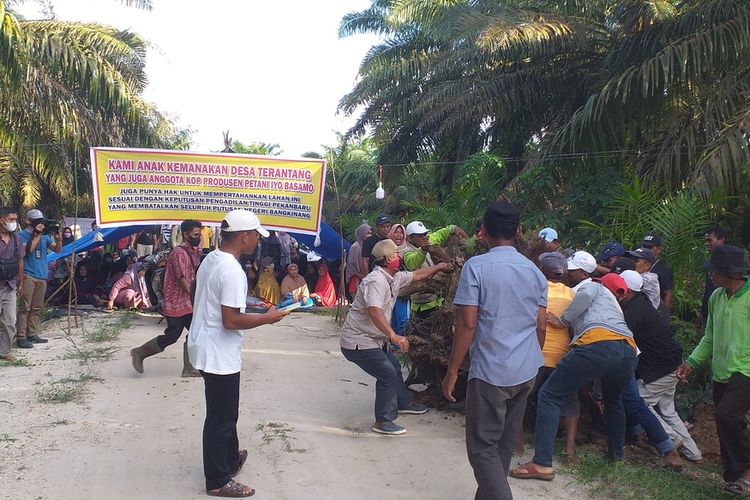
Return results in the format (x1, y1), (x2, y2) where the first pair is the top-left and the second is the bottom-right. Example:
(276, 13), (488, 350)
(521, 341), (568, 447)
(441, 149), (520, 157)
(304, 260), (318, 290)
(387, 223), (410, 336)
(280, 263), (312, 306)
(311, 260), (337, 307)
(346, 223), (372, 299)
(255, 256), (282, 304)
(61, 226), (75, 247)
(74, 262), (107, 306)
(106, 261), (153, 311)
(388, 223), (408, 254)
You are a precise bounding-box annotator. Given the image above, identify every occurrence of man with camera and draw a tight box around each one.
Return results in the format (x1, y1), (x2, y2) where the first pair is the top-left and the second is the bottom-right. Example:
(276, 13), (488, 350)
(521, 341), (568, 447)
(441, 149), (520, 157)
(16, 209), (61, 348)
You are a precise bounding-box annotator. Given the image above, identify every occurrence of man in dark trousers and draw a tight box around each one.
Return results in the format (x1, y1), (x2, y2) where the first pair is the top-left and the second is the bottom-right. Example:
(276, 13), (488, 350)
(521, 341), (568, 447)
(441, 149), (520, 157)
(443, 201), (548, 500)
(130, 220), (203, 377)
(678, 245), (750, 496)
(188, 209), (288, 498)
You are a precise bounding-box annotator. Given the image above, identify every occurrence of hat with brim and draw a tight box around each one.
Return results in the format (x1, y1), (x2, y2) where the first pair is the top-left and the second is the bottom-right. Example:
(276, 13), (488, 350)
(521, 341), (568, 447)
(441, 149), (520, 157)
(625, 248), (655, 264)
(594, 273), (629, 298)
(221, 209), (269, 237)
(539, 252), (566, 276)
(703, 245), (747, 275)
(372, 239), (399, 260)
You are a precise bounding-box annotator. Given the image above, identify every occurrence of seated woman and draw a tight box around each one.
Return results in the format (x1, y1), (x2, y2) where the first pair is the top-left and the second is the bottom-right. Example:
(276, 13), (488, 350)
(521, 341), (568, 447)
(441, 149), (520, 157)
(106, 261), (152, 311)
(280, 263), (313, 307)
(74, 263), (107, 307)
(99, 252), (119, 292)
(311, 260), (337, 307)
(255, 257), (281, 304)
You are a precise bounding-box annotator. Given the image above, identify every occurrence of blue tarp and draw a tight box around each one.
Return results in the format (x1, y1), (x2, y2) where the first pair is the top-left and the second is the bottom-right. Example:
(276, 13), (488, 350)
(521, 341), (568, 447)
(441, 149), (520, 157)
(49, 223), (350, 262)
(49, 225), (149, 261)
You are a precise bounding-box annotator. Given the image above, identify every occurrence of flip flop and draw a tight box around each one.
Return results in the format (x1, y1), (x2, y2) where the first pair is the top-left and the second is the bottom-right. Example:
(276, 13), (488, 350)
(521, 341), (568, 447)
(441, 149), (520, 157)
(230, 449), (248, 477)
(207, 479), (255, 498)
(510, 462), (555, 481)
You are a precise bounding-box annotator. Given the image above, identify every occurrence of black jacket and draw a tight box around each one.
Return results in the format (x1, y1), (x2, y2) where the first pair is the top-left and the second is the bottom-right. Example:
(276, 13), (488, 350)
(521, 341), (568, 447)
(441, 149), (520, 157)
(621, 292), (682, 383)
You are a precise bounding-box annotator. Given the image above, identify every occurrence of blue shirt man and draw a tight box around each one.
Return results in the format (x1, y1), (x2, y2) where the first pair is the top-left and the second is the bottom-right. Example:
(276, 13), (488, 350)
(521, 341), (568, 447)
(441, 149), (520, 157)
(19, 226), (54, 280)
(15, 209), (61, 347)
(442, 201), (547, 500)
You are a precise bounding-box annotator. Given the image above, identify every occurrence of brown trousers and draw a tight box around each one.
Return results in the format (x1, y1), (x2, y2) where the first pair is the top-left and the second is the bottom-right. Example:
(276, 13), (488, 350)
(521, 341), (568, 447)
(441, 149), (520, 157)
(16, 276), (47, 339)
(714, 372), (750, 483)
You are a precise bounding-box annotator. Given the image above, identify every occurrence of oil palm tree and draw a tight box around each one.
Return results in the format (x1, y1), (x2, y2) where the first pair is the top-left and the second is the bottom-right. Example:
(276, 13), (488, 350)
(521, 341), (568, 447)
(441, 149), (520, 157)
(340, 0), (750, 195)
(0, 0), (181, 214)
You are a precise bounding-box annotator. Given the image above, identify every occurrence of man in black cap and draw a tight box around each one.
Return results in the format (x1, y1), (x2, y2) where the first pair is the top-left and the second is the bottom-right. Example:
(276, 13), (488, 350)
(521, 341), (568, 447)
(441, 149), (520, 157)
(642, 233), (674, 312)
(625, 248), (660, 309)
(360, 214), (391, 273)
(678, 245), (750, 496)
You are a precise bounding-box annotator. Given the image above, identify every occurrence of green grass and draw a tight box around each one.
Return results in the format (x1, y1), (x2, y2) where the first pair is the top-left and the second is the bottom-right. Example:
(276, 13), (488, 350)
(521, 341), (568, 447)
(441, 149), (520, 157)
(36, 371), (103, 404)
(570, 448), (733, 500)
(63, 346), (118, 365)
(0, 357), (31, 368)
(0, 433), (17, 443)
(82, 312), (134, 343)
(255, 422), (306, 453)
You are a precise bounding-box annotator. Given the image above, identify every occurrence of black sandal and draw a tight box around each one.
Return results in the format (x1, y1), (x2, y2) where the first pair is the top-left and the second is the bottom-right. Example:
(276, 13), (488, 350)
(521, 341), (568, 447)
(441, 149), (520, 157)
(207, 479), (255, 498)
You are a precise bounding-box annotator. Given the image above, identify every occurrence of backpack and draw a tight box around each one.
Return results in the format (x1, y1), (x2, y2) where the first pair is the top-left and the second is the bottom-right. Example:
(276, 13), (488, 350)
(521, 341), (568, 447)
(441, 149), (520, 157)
(0, 233), (20, 281)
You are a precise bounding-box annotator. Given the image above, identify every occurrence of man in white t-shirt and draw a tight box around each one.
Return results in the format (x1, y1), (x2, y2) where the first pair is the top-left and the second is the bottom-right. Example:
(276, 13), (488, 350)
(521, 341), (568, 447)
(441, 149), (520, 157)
(188, 209), (288, 498)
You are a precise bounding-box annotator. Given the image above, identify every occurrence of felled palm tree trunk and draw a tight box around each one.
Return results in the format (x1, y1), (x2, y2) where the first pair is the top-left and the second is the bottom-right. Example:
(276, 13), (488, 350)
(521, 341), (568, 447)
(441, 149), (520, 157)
(403, 235), (469, 406)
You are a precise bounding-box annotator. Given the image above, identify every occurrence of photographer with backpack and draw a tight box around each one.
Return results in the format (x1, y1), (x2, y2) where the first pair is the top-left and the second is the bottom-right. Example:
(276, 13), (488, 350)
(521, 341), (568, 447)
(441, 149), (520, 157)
(0, 207), (25, 360)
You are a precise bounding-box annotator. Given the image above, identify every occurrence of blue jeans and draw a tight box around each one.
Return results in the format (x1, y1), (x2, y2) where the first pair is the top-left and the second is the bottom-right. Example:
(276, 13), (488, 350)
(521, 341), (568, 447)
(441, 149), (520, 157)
(533, 340), (637, 467)
(341, 345), (413, 423)
(621, 376), (674, 454)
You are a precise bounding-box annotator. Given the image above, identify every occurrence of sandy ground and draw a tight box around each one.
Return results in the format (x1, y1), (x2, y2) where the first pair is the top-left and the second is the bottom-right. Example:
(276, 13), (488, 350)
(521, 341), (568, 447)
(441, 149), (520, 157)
(0, 310), (588, 499)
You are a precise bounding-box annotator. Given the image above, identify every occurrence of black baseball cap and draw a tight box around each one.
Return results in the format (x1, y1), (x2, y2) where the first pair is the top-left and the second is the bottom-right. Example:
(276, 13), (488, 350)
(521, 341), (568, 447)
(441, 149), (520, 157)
(642, 233), (662, 248)
(625, 248), (656, 264)
(610, 257), (635, 274)
(375, 214), (391, 226)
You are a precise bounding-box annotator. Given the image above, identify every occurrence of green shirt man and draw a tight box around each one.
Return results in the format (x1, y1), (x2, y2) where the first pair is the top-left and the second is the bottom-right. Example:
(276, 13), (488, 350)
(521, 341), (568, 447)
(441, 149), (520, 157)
(403, 222), (463, 314)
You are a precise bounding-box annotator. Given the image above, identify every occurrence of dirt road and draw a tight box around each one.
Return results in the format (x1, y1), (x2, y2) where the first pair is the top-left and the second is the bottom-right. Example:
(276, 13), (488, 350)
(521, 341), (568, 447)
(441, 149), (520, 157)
(0, 311), (585, 499)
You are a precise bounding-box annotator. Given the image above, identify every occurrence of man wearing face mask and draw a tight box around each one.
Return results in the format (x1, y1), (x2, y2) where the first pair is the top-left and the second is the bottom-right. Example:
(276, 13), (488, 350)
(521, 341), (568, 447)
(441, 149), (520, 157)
(130, 220), (203, 377)
(188, 210), (289, 498)
(340, 239), (450, 435)
(16, 209), (61, 348)
(0, 208), (24, 361)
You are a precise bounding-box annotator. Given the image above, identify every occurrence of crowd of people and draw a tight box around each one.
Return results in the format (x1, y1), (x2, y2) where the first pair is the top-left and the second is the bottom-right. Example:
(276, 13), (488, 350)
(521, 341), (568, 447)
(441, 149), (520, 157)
(335, 204), (747, 500)
(2, 202), (748, 499)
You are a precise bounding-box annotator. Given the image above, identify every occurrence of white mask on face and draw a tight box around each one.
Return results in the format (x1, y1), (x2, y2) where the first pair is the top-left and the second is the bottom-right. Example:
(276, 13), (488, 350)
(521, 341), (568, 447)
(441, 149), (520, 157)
(5, 221), (17, 232)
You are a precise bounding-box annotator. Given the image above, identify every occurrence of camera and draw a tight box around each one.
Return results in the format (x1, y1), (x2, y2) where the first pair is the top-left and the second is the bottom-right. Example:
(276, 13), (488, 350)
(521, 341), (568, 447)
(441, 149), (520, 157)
(32, 218), (59, 235)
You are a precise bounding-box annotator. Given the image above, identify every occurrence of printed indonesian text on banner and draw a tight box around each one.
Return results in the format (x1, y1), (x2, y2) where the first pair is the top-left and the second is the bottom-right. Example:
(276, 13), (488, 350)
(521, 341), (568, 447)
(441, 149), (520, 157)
(90, 148), (327, 235)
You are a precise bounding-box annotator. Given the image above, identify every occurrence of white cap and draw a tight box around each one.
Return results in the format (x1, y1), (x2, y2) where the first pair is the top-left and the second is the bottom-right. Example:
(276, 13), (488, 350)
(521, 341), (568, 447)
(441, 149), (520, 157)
(539, 227), (558, 242)
(406, 221), (430, 236)
(620, 270), (643, 292)
(221, 209), (269, 237)
(567, 250), (597, 273)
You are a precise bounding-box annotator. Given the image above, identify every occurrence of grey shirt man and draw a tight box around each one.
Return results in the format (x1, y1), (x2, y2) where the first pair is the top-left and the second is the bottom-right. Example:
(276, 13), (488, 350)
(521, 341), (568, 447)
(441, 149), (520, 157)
(454, 245), (548, 387)
(340, 267), (413, 350)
